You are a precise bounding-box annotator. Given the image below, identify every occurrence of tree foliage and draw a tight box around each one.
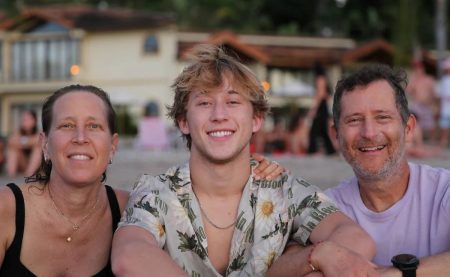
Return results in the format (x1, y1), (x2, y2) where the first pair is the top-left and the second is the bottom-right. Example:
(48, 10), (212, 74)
(0, 0), (444, 65)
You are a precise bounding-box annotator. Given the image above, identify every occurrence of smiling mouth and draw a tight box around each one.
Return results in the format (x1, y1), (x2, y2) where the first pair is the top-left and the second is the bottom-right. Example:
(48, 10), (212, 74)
(359, 145), (386, 152)
(69, 154), (92, 160)
(208, 130), (234, 137)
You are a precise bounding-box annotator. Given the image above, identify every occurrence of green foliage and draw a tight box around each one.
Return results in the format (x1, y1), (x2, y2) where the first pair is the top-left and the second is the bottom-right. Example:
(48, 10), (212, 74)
(1, 0), (444, 65)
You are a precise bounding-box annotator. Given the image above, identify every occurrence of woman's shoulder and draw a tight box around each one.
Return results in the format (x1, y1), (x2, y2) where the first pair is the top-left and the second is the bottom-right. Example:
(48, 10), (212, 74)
(0, 184), (20, 252)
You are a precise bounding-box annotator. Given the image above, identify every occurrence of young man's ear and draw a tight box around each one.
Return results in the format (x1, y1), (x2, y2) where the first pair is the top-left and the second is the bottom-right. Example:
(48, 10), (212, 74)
(252, 115), (264, 133)
(178, 117), (190, 135)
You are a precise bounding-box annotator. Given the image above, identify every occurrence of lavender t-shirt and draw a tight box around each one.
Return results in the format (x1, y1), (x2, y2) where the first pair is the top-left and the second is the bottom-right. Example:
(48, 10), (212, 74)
(325, 163), (450, 265)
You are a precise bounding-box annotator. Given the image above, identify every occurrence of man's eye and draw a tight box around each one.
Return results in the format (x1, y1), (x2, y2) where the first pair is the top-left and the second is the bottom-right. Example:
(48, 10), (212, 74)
(377, 115), (390, 121)
(198, 101), (211, 106)
(88, 123), (100, 129)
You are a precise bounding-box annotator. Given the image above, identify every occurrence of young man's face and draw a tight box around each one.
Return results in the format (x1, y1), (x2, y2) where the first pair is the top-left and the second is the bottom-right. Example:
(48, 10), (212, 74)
(178, 74), (263, 164)
(333, 80), (415, 180)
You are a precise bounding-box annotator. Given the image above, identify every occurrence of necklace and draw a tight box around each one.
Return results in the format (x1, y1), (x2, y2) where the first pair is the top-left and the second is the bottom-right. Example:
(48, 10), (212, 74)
(48, 185), (99, 242)
(192, 189), (236, 230)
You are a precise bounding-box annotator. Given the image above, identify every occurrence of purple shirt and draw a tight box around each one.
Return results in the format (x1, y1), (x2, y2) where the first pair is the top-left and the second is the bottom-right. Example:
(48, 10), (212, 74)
(326, 163), (450, 265)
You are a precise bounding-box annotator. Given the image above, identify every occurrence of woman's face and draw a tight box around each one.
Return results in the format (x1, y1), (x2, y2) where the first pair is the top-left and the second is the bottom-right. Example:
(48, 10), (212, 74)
(43, 91), (119, 186)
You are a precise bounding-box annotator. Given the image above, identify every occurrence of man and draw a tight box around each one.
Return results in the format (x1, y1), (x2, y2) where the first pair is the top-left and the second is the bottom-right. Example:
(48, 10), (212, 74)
(326, 64), (450, 275)
(111, 45), (376, 276)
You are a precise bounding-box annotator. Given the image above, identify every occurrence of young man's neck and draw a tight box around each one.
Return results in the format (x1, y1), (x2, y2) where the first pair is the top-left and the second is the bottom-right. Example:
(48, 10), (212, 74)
(189, 150), (252, 197)
(357, 160), (410, 212)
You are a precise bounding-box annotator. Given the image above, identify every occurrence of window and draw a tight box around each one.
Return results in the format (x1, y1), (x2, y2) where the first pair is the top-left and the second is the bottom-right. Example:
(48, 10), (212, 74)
(143, 35), (158, 54)
(10, 38), (80, 82)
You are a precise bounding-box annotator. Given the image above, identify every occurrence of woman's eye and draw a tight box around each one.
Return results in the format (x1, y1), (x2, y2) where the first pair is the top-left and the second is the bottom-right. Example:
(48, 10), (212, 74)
(347, 118), (361, 124)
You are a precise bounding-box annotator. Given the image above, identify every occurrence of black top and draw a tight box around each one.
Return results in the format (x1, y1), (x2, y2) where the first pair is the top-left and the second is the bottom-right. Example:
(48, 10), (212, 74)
(0, 183), (121, 277)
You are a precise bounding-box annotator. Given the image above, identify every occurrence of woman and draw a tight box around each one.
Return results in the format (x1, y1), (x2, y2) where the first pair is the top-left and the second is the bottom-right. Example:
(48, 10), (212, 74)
(306, 63), (336, 155)
(0, 85), (128, 276)
(0, 85), (282, 276)
(7, 110), (42, 177)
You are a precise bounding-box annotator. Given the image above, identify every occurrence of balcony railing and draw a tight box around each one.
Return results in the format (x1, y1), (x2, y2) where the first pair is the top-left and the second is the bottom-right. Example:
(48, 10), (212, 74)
(5, 37), (80, 82)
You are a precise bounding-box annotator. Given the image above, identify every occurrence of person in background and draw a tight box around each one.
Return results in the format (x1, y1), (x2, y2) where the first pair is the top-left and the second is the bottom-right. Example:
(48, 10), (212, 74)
(405, 112), (445, 159)
(307, 63), (336, 155)
(112, 44), (376, 277)
(326, 64), (450, 276)
(6, 110), (42, 177)
(263, 116), (288, 154)
(406, 60), (438, 142)
(135, 101), (169, 150)
(438, 58), (450, 148)
(287, 111), (309, 155)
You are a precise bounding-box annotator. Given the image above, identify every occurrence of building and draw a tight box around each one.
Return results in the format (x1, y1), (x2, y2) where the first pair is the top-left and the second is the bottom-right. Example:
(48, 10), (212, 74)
(0, 4), (403, 137)
(0, 4), (176, 135)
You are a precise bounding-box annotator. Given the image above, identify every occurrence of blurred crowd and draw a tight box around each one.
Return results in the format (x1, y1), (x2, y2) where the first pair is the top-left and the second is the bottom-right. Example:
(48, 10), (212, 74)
(251, 60), (450, 159)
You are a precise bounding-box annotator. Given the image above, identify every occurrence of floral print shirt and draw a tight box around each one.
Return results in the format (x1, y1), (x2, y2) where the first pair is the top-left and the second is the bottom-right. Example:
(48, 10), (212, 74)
(118, 162), (338, 276)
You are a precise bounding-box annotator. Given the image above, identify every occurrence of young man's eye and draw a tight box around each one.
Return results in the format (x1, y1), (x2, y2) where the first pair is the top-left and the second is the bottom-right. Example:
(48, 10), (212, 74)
(60, 123), (75, 129)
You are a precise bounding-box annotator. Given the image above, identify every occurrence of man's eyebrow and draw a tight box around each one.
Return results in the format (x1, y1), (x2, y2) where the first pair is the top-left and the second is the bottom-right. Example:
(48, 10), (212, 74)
(192, 90), (208, 99)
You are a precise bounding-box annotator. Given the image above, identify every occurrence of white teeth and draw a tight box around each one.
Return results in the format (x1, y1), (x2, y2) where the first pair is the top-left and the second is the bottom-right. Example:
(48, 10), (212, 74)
(70, 154), (90, 160)
(360, 146), (384, 151)
(209, 131), (233, 137)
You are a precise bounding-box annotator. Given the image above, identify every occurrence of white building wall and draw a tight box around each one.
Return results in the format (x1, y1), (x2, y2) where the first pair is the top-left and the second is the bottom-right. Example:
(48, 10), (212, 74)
(74, 28), (179, 122)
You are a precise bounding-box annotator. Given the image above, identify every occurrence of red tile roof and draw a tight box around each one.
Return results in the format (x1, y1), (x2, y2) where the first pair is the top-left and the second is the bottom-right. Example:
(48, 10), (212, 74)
(342, 39), (394, 65)
(180, 31), (270, 64)
(0, 4), (175, 32)
(179, 31), (351, 68)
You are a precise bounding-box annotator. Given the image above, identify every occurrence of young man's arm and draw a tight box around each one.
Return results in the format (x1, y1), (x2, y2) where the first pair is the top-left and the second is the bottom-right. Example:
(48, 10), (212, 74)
(267, 211), (377, 276)
(376, 252), (450, 277)
(111, 225), (187, 277)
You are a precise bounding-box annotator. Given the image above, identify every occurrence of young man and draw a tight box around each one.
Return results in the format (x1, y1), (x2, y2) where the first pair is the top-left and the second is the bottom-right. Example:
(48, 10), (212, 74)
(111, 45), (376, 276)
(326, 64), (450, 276)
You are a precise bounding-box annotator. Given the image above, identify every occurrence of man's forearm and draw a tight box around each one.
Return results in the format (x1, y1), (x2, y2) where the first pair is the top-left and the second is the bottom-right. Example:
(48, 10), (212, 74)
(266, 244), (316, 277)
(377, 252), (450, 277)
(412, 252), (450, 277)
(268, 212), (376, 276)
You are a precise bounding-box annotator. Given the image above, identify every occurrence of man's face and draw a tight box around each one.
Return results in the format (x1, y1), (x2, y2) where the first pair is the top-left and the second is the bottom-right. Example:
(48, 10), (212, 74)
(334, 80), (415, 181)
(178, 74), (263, 164)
